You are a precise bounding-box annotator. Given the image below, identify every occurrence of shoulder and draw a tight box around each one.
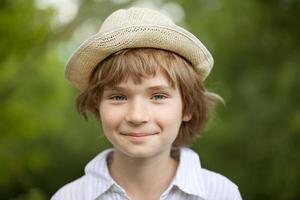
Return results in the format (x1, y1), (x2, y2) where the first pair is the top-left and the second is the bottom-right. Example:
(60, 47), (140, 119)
(50, 176), (87, 200)
(201, 168), (243, 200)
(177, 147), (242, 199)
(50, 174), (103, 200)
(51, 149), (114, 200)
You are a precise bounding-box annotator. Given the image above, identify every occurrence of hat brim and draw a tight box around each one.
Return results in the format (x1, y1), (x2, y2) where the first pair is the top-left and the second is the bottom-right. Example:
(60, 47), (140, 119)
(65, 24), (213, 91)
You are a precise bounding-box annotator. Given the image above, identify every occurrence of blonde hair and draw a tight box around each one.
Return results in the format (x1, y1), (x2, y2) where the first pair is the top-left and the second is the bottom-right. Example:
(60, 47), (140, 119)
(76, 48), (223, 147)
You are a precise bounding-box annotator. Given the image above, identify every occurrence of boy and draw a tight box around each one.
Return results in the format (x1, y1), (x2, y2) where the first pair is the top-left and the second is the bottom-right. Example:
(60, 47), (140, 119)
(51, 7), (242, 200)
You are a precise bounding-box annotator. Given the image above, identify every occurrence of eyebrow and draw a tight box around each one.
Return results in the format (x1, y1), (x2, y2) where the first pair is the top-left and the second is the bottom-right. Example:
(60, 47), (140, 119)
(104, 85), (173, 92)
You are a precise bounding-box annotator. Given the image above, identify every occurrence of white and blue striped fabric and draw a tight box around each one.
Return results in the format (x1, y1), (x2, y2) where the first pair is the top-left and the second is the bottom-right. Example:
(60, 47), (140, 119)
(51, 147), (242, 200)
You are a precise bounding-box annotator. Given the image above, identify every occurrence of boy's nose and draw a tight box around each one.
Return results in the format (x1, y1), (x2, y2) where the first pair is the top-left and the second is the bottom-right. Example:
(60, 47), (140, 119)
(125, 99), (150, 125)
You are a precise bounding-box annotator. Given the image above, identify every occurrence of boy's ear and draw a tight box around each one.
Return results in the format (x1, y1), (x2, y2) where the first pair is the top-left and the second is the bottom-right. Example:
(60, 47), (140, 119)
(182, 114), (192, 122)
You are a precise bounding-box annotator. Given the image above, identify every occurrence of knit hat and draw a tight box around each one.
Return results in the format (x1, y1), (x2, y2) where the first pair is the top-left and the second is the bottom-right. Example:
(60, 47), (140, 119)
(65, 7), (214, 91)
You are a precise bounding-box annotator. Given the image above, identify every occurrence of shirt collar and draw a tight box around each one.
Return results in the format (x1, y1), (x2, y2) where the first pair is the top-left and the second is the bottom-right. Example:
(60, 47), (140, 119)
(171, 147), (207, 199)
(84, 147), (207, 199)
(84, 148), (116, 199)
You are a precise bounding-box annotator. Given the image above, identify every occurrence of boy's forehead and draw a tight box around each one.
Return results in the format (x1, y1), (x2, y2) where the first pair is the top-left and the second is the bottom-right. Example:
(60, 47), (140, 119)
(105, 84), (173, 91)
(103, 73), (175, 91)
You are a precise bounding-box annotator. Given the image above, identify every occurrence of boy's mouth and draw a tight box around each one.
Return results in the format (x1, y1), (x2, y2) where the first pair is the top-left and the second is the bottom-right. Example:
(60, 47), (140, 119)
(121, 132), (158, 137)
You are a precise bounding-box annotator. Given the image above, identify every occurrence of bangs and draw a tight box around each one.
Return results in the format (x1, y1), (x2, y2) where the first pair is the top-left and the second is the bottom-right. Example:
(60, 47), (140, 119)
(89, 48), (185, 88)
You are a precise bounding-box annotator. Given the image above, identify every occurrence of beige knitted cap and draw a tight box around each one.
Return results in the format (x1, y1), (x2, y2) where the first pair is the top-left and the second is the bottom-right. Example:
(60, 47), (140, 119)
(65, 7), (214, 91)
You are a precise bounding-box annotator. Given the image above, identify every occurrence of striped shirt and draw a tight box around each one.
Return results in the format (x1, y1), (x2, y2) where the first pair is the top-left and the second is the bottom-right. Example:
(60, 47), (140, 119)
(51, 147), (242, 200)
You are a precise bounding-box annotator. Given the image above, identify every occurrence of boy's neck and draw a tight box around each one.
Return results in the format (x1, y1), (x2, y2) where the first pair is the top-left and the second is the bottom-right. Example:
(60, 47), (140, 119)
(108, 148), (179, 200)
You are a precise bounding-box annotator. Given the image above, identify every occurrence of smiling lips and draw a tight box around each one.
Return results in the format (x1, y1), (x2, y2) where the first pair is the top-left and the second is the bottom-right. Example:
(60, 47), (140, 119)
(121, 133), (158, 137)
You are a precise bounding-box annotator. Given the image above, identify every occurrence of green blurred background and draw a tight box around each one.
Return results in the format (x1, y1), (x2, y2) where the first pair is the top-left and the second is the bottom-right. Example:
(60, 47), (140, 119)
(1, 0), (299, 199)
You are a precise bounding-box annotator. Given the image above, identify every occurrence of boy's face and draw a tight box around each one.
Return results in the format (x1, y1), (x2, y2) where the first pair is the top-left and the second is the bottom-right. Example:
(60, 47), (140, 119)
(99, 72), (191, 159)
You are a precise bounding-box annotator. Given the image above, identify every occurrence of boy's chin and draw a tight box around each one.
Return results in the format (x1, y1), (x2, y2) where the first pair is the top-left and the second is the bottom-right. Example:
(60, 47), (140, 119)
(115, 146), (172, 159)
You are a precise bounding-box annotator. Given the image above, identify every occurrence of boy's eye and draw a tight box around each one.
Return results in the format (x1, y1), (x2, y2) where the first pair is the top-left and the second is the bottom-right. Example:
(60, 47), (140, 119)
(152, 94), (167, 100)
(109, 95), (126, 101)
(108, 94), (168, 101)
